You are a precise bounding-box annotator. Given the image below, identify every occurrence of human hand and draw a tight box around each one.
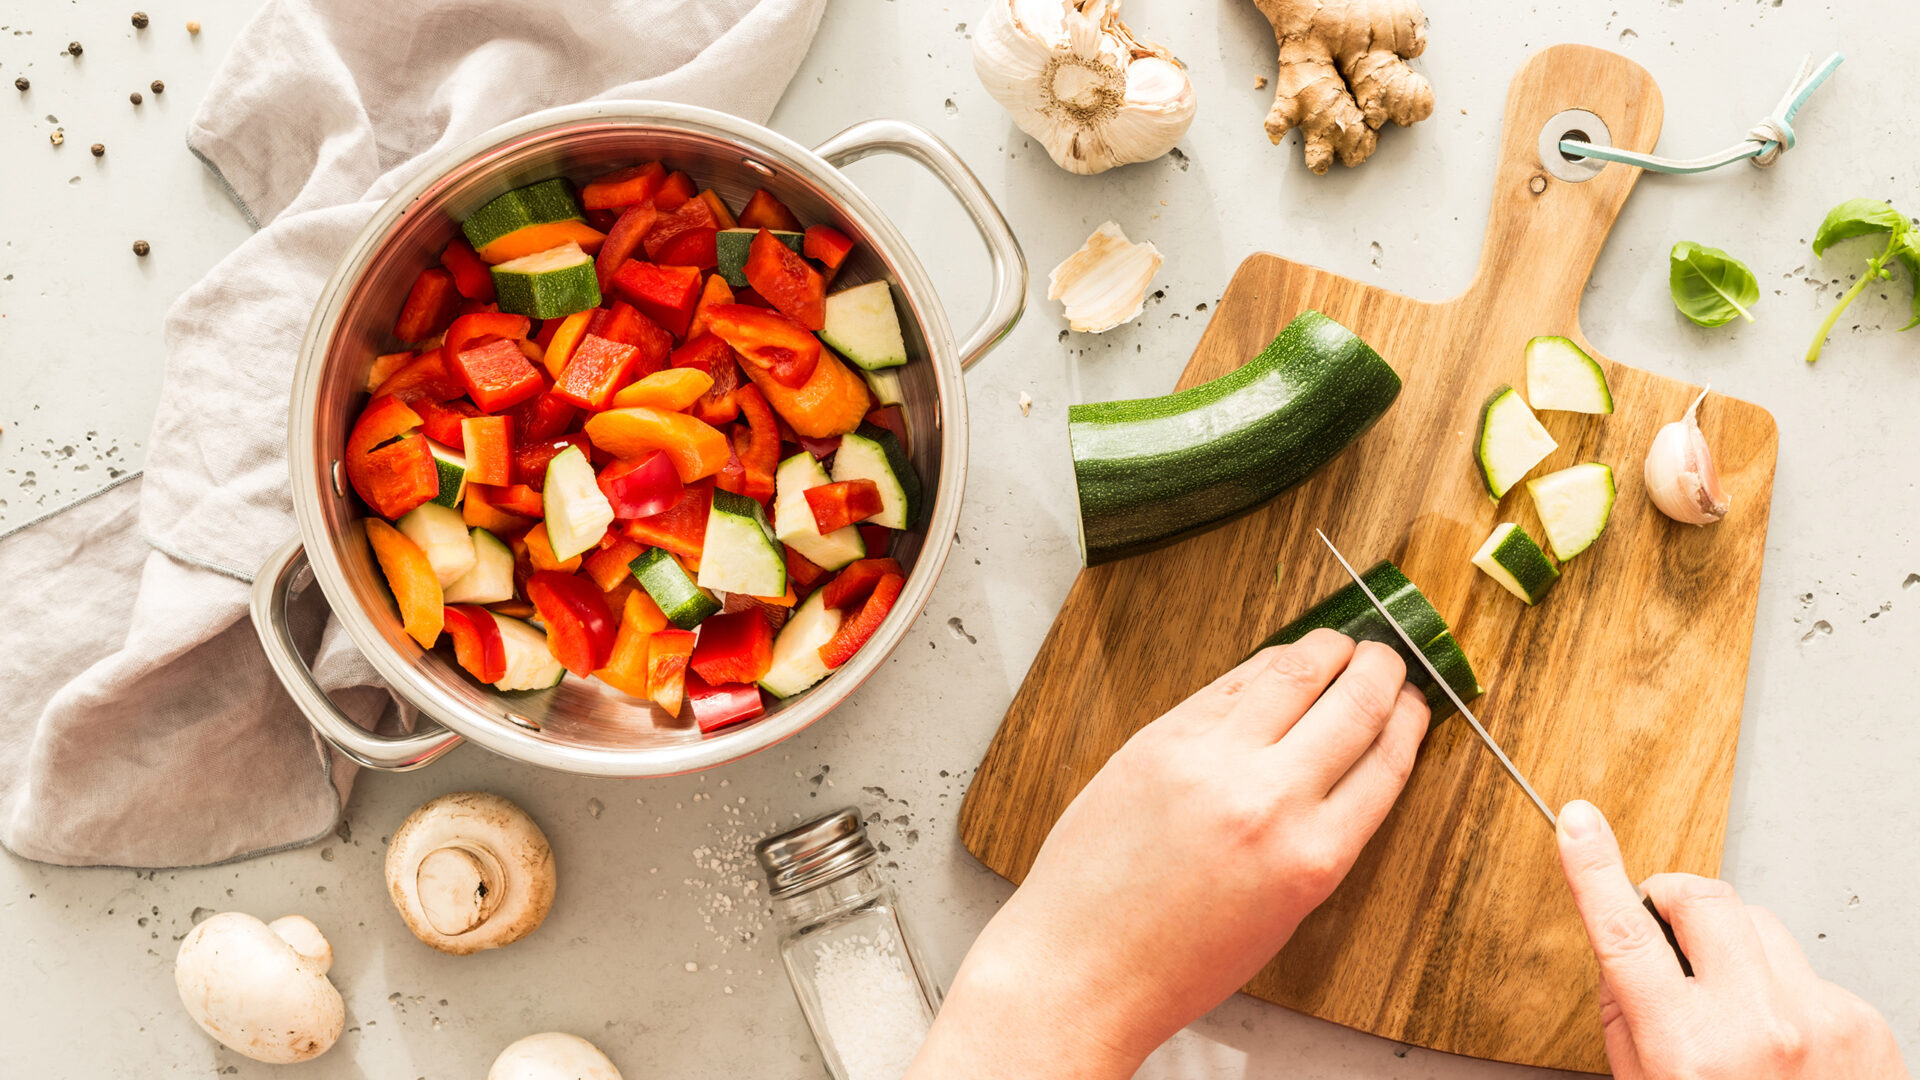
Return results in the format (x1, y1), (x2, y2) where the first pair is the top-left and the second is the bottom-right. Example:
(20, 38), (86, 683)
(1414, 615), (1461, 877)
(1556, 799), (1907, 1079)
(909, 630), (1430, 1079)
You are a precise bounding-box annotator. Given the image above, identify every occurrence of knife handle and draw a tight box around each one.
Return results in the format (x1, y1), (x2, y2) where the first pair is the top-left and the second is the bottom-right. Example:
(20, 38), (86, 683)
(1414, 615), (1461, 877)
(1638, 889), (1695, 977)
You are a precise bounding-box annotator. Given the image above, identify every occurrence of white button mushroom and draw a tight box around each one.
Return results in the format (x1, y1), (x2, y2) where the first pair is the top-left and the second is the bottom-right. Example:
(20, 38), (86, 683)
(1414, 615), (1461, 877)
(488, 1032), (624, 1080)
(386, 791), (556, 954)
(173, 913), (344, 1064)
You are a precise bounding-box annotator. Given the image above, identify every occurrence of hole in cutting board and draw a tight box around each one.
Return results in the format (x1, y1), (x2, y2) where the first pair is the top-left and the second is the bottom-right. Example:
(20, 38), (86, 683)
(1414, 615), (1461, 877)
(1537, 109), (1611, 184)
(1558, 129), (1592, 161)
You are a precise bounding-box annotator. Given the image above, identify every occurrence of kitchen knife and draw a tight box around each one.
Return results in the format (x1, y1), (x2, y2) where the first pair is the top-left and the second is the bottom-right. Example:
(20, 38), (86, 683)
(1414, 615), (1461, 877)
(1313, 530), (1692, 977)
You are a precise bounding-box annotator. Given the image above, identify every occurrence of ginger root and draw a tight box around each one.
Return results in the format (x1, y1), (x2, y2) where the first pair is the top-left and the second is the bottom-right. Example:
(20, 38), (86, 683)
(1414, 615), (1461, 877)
(1255, 0), (1435, 172)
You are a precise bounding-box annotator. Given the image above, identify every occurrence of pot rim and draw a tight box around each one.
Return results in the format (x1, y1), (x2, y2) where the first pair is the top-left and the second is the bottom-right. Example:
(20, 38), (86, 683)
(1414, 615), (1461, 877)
(287, 100), (973, 777)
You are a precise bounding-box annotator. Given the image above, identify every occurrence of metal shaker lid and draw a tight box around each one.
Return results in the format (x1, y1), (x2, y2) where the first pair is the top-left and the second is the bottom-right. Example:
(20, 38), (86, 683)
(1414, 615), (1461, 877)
(755, 807), (877, 899)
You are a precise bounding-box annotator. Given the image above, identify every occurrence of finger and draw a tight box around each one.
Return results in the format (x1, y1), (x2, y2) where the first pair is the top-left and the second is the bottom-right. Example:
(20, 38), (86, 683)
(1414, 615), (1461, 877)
(1744, 904), (1819, 984)
(1216, 629), (1355, 744)
(1271, 639), (1406, 784)
(1152, 634), (1344, 736)
(1556, 800), (1689, 1028)
(1594, 971), (1646, 1080)
(1324, 682), (1430, 821)
(1640, 873), (1769, 986)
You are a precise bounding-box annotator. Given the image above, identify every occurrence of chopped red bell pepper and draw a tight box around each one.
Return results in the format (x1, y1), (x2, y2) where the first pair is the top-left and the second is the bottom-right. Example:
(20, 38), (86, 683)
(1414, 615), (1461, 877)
(703, 304), (820, 388)
(439, 237), (497, 303)
(583, 208), (618, 232)
(622, 479), (712, 561)
(454, 337), (545, 412)
(858, 523), (891, 557)
(442, 311), (532, 362)
(714, 431), (748, 500)
(394, 267), (461, 344)
(595, 202), (660, 291)
(671, 334), (742, 426)
(689, 609), (774, 685)
(371, 348), (466, 404)
(653, 170), (697, 211)
(821, 557), (904, 610)
(587, 301), (673, 378)
(744, 227), (827, 329)
(647, 628), (698, 717)
(514, 433), (591, 492)
(643, 198), (719, 262)
(460, 414), (512, 487)
(415, 397), (480, 447)
(583, 537), (646, 592)
(732, 286), (775, 309)
(526, 570), (617, 677)
(784, 544), (828, 589)
(478, 481), (545, 518)
(795, 432), (842, 459)
(738, 188), (803, 232)
(582, 162), (666, 210)
(685, 671), (766, 734)
(506, 389), (577, 443)
(553, 333), (641, 411)
(442, 604), (508, 683)
(804, 479), (883, 534)
(732, 383), (779, 503)
(803, 224), (855, 276)
(611, 261), (703, 339)
(818, 571), (903, 669)
(598, 450), (684, 520)
(652, 227), (718, 272)
(864, 405), (909, 455)
(345, 395), (438, 520)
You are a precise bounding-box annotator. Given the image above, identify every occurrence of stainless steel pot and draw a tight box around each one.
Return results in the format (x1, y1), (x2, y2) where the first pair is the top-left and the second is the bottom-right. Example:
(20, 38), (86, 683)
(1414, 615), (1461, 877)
(249, 102), (1024, 777)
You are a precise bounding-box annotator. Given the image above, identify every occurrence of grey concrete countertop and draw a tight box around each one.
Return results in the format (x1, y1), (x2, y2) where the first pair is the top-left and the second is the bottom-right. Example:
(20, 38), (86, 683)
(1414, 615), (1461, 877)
(2, 1), (1913, 1077)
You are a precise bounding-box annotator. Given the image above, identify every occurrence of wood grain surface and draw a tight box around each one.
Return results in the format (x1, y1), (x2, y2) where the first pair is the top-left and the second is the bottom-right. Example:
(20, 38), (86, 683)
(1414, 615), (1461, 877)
(958, 45), (1779, 1074)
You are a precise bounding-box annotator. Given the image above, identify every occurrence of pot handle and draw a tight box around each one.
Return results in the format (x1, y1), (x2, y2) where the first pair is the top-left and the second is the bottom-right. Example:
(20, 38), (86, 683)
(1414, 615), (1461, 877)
(814, 119), (1026, 371)
(250, 537), (464, 772)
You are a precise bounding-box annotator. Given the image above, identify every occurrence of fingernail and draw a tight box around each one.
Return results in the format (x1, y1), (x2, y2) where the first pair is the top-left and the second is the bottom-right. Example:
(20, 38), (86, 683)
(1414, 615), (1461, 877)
(1558, 799), (1603, 840)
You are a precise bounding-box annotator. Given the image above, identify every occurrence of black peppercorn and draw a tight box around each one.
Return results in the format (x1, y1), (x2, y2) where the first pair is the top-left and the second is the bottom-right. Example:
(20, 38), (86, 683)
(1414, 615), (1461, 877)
(68, 41), (83, 57)
(133, 240), (150, 256)
(91, 142), (105, 157)
(13, 77), (26, 92)
(130, 91), (143, 104)
(150, 79), (165, 94)
(132, 12), (150, 29)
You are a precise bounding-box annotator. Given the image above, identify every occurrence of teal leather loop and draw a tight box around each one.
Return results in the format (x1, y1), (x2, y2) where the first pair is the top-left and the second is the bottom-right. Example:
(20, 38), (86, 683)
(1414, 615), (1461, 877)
(1558, 52), (1842, 175)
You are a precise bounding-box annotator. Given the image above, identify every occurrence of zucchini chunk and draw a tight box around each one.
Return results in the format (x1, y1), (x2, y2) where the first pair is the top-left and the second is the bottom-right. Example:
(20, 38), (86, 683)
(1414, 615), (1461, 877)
(1476, 385), (1557, 499)
(1257, 559), (1482, 719)
(819, 281), (908, 371)
(1068, 310), (1402, 566)
(1526, 462), (1615, 560)
(716, 228), (801, 288)
(1472, 522), (1560, 604)
(1525, 336), (1613, 414)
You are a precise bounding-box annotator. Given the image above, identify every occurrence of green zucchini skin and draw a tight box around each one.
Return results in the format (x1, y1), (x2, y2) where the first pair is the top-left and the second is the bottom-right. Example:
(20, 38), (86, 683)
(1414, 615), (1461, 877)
(1068, 311), (1402, 566)
(1255, 560), (1483, 720)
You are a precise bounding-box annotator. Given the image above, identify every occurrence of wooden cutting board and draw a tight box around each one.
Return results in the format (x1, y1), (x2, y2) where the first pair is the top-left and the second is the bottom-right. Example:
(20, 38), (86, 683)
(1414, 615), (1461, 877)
(959, 45), (1778, 1074)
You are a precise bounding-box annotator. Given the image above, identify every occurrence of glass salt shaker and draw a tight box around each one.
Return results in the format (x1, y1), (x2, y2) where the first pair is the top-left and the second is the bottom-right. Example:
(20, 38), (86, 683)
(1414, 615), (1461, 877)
(756, 807), (942, 1080)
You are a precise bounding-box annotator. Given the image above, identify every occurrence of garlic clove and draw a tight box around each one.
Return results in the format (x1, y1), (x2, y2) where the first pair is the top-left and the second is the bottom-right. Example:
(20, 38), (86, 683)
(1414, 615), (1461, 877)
(974, 0), (1196, 174)
(1048, 221), (1163, 333)
(1644, 387), (1731, 525)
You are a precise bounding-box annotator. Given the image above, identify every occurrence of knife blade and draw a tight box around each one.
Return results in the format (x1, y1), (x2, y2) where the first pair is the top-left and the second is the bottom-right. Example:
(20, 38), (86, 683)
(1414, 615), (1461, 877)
(1311, 529), (1692, 977)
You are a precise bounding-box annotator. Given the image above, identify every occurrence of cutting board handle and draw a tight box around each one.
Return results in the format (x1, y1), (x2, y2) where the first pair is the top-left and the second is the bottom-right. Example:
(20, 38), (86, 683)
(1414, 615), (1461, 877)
(1466, 46), (1665, 325)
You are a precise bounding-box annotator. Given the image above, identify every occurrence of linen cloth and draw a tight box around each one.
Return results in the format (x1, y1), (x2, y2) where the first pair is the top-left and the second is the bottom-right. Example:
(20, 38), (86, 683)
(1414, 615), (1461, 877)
(0, 0), (827, 868)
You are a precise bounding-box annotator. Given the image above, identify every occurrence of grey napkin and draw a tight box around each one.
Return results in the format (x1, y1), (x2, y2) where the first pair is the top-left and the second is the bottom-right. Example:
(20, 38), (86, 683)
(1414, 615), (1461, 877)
(0, 0), (827, 868)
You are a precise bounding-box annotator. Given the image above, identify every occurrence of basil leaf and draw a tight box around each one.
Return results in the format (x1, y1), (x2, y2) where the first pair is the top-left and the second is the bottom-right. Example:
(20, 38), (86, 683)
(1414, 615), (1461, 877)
(1669, 241), (1759, 328)
(1812, 198), (1907, 257)
(1894, 236), (1920, 331)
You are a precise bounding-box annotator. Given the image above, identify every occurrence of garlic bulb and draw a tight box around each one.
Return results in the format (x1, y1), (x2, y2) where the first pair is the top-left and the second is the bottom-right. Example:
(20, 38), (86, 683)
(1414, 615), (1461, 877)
(1049, 221), (1163, 332)
(974, 0), (1197, 174)
(1644, 387), (1730, 525)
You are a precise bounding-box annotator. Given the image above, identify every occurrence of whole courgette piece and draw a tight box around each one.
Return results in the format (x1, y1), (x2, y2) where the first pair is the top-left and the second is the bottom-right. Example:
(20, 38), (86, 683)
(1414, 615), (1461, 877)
(1068, 310), (1401, 566)
(1256, 559), (1482, 720)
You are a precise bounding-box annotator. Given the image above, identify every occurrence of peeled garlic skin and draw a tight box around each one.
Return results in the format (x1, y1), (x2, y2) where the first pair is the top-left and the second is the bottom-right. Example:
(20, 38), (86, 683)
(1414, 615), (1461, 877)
(1644, 390), (1730, 525)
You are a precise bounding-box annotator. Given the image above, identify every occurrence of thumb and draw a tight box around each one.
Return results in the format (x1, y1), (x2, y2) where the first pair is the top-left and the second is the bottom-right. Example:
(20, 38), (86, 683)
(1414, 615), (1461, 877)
(1555, 800), (1686, 1027)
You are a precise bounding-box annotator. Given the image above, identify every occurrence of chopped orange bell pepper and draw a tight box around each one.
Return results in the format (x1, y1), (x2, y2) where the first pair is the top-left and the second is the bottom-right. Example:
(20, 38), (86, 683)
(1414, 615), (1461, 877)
(365, 518), (444, 648)
(742, 348), (870, 438)
(462, 482), (533, 536)
(541, 310), (595, 380)
(475, 220), (606, 264)
(583, 407), (731, 483)
(610, 368), (715, 412)
(525, 521), (583, 573)
(584, 537), (646, 591)
(646, 629), (698, 717)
